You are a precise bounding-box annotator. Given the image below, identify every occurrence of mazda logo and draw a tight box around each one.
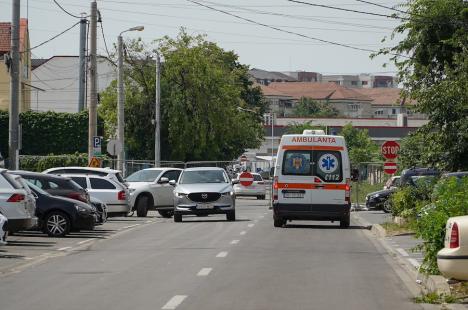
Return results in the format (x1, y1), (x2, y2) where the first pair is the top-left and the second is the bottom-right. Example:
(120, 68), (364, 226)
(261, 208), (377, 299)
(201, 193), (208, 199)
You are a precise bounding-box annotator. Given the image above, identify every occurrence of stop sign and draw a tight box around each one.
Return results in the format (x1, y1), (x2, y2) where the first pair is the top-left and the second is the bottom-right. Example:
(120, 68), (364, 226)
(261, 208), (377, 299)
(239, 171), (254, 186)
(381, 141), (400, 160)
(384, 161), (398, 175)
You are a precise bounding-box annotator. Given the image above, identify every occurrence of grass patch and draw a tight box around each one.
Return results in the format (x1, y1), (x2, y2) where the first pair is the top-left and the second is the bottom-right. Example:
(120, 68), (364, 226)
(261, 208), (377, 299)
(414, 292), (459, 304)
(350, 181), (385, 204)
(380, 221), (413, 236)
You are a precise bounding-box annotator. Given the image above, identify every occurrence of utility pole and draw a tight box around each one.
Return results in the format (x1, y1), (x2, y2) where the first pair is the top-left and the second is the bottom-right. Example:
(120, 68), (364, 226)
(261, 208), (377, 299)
(78, 14), (87, 112)
(270, 112), (275, 159)
(155, 53), (161, 167)
(8, 0), (20, 170)
(88, 1), (97, 164)
(117, 34), (124, 172)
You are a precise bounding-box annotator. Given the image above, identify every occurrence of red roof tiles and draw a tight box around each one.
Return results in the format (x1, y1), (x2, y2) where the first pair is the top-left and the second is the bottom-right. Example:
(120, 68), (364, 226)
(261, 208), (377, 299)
(0, 18), (28, 54)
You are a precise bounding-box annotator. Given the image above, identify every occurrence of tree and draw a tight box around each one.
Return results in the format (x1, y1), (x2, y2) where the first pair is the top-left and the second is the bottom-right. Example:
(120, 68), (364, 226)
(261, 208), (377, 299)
(340, 124), (379, 165)
(293, 97), (339, 117)
(99, 30), (267, 161)
(286, 122), (325, 134)
(377, 0), (468, 170)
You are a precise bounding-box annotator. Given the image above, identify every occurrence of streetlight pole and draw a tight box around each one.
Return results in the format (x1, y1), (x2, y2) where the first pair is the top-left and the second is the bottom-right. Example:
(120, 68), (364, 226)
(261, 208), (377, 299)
(154, 53), (161, 167)
(116, 26), (144, 173)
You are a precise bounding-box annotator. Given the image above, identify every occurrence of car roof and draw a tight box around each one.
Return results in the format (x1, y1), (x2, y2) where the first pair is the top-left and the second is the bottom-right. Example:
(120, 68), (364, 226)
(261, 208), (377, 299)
(140, 168), (183, 171)
(184, 167), (225, 172)
(59, 173), (113, 179)
(44, 167), (121, 174)
(11, 170), (72, 181)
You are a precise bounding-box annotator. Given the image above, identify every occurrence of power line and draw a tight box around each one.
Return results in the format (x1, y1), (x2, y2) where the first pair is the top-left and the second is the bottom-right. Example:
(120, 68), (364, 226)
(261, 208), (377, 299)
(97, 10), (116, 66)
(354, 0), (409, 15)
(287, 0), (407, 21)
(52, 0), (83, 19)
(26, 21), (80, 52)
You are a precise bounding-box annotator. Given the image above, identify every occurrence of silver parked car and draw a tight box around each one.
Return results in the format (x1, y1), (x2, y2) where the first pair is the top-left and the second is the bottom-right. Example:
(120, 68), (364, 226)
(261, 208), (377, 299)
(172, 167), (237, 222)
(0, 169), (37, 232)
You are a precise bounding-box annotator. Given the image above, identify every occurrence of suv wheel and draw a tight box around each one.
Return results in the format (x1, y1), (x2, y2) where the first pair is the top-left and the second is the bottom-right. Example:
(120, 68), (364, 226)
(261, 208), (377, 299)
(174, 213), (182, 222)
(226, 210), (236, 221)
(44, 211), (71, 237)
(382, 200), (392, 213)
(273, 216), (284, 227)
(136, 196), (149, 217)
(340, 215), (350, 228)
(158, 210), (173, 218)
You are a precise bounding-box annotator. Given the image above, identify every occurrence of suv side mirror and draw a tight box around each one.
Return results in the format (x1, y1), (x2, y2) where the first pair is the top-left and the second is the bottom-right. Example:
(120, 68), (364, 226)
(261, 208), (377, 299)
(169, 180), (177, 186)
(158, 177), (169, 184)
(232, 179), (239, 184)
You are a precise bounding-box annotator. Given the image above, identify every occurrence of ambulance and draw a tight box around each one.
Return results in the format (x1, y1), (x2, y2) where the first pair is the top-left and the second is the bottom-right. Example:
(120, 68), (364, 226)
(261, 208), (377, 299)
(272, 130), (351, 228)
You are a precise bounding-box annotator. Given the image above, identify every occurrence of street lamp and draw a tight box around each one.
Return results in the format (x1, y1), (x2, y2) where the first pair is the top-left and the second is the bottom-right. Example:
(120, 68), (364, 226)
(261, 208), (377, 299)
(117, 25), (144, 174)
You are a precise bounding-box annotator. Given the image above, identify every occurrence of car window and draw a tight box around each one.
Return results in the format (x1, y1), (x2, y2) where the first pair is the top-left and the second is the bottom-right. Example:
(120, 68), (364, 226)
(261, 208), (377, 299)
(24, 178), (43, 188)
(115, 172), (125, 183)
(47, 181), (60, 189)
(162, 170), (181, 182)
(90, 178), (116, 189)
(281, 150), (342, 182)
(282, 150), (312, 176)
(71, 177), (88, 189)
(126, 170), (163, 182)
(179, 170), (228, 184)
(26, 182), (50, 196)
(253, 174), (263, 181)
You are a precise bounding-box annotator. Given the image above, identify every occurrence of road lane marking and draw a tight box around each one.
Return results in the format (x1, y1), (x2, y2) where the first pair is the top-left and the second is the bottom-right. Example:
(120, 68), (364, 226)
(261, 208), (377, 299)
(216, 251), (228, 258)
(77, 239), (94, 245)
(58, 247), (72, 251)
(230, 240), (239, 245)
(396, 248), (409, 257)
(240, 231), (246, 235)
(145, 220), (152, 223)
(197, 268), (212, 276)
(123, 224), (140, 229)
(162, 295), (187, 310)
(247, 224), (254, 228)
(408, 258), (421, 269)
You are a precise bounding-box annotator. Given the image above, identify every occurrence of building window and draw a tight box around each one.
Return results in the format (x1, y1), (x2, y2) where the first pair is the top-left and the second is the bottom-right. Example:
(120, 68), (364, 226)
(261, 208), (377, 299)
(351, 81), (358, 86)
(374, 109), (384, 116)
(392, 108), (397, 114)
(362, 81), (368, 85)
(348, 104), (360, 111)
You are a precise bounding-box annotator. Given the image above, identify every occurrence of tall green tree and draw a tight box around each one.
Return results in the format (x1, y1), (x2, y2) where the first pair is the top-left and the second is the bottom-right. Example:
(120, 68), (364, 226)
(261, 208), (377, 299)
(293, 97), (339, 117)
(99, 30), (266, 161)
(377, 0), (468, 170)
(340, 124), (379, 165)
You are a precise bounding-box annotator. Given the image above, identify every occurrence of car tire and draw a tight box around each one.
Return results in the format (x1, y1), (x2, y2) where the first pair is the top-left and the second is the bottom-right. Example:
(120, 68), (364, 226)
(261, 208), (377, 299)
(274, 216), (284, 227)
(158, 210), (173, 218)
(261, 195), (266, 200)
(340, 215), (350, 228)
(44, 211), (71, 237)
(226, 210), (236, 221)
(174, 213), (182, 222)
(136, 196), (149, 217)
(382, 200), (392, 213)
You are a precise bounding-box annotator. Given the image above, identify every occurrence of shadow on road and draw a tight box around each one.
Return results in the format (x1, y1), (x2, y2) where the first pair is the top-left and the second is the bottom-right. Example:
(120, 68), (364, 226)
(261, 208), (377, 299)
(284, 224), (371, 230)
(178, 218), (251, 223)
(6, 240), (56, 247)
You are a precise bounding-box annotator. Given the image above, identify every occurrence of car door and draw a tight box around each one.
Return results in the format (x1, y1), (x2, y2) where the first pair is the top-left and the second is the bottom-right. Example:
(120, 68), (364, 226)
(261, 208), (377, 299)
(157, 170), (182, 206)
(88, 177), (119, 206)
(311, 150), (346, 206)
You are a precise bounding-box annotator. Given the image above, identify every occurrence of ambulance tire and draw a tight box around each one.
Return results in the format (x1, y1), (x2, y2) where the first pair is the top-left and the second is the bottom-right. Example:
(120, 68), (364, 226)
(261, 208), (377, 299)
(274, 217), (285, 228)
(340, 215), (350, 228)
(174, 213), (182, 222)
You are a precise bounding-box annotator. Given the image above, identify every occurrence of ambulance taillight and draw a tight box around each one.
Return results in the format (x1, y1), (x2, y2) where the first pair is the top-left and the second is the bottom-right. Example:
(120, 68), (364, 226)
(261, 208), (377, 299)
(345, 178), (351, 204)
(273, 176), (279, 201)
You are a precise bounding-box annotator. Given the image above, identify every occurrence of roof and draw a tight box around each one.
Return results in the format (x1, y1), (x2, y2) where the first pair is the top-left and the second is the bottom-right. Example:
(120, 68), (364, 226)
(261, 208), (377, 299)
(43, 167), (121, 174)
(11, 170), (71, 181)
(267, 82), (372, 101)
(256, 83), (293, 98)
(0, 18), (28, 54)
(184, 167), (225, 171)
(354, 88), (416, 106)
(31, 58), (48, 70)
(249, 68), (297, 82)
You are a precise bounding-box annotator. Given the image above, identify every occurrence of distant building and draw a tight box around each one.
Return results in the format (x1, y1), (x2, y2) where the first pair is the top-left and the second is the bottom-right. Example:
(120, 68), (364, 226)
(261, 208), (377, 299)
(0, 18), (31, 112)
(249, 68), (297, 85)
(281, 71), (322, 82)
(31, 56), (116, 113)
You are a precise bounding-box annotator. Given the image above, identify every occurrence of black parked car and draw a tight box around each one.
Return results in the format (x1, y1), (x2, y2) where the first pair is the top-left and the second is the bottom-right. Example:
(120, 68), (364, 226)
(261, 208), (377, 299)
(27, 183), (96, 237)
(366, 167), (440, 213)
(12, 171), (107, 224)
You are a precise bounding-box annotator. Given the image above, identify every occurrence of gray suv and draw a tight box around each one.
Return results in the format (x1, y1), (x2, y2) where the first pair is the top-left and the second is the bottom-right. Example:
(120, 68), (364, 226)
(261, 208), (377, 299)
(172, 167), (237, 222)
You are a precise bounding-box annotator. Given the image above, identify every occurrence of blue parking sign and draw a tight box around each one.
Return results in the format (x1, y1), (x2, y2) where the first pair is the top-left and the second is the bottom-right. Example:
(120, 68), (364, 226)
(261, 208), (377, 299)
(93, 136), (102, 148)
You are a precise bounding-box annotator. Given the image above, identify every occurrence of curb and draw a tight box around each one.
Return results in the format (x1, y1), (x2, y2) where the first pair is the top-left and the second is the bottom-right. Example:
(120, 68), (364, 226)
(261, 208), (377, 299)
(352, 213), (463, 308)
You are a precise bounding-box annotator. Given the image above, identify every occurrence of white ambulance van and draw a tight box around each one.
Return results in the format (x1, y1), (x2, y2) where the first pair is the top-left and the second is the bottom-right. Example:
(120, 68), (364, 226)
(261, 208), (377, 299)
(273, 130), (351, 228)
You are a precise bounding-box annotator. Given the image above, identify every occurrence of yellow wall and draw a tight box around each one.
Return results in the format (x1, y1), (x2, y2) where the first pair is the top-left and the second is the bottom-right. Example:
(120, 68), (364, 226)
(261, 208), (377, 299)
(0, 62), (10, 111)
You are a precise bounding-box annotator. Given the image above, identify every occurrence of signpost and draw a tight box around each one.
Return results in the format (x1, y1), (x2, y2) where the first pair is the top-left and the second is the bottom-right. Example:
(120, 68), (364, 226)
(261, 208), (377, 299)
(384, 161), (398, 175)
(93, 136), (103, 157)
(381, 140), (400, 160)
(239, 171), (254, 187)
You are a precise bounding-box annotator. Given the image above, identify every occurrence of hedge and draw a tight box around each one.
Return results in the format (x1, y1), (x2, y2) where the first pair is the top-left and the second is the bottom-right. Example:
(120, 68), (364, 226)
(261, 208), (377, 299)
(0, 110), (104, 157)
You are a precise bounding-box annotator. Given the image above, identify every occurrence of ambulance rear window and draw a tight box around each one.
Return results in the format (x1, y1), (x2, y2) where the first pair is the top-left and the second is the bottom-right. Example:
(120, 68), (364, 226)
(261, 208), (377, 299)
(282, 151), (312, 176)
(314, 151), (342, 182)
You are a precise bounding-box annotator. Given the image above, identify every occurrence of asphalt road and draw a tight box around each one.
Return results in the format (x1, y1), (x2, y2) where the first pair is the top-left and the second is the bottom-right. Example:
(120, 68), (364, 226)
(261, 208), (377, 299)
(0, 198), (424, 310)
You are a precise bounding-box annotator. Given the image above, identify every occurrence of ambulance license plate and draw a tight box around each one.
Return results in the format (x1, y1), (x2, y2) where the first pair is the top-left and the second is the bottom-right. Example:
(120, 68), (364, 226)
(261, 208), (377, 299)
(283, 192), (305, 198)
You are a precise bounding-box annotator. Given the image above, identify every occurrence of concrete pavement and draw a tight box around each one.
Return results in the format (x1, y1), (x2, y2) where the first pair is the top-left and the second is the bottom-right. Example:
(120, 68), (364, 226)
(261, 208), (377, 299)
(0, 198), (430, 310)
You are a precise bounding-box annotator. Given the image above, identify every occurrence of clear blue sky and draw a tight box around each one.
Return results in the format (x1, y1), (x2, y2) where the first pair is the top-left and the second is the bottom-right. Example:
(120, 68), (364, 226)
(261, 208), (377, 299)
(0, 0), (404, 74)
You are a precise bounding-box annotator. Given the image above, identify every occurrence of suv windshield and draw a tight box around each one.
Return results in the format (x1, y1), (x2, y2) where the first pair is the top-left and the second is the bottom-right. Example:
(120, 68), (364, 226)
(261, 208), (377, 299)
(126, 170), (163, 182)
(179, 170), (227, 184)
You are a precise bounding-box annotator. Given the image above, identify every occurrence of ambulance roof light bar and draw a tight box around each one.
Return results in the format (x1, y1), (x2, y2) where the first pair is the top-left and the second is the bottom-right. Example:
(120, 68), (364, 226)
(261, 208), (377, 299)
(303, 130), (326, 135)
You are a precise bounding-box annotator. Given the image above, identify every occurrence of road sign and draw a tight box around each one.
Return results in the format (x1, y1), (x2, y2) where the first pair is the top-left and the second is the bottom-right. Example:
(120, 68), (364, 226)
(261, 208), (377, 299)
(107, 139), (123, 156)
(93, 136), (103, 156)
(239, 171), (254, 187)
(240, 155), (248, 163)
(381, 140), (400, 160)
(88, 156), (101, 168)
(384, 161), (398, 175)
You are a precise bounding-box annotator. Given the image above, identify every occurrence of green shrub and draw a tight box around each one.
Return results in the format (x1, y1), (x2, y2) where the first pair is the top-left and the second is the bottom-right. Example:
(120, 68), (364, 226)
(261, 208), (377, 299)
(414, 177), (468, 274)
(19, 154), (89, 172)
(390, 177), (436, 219)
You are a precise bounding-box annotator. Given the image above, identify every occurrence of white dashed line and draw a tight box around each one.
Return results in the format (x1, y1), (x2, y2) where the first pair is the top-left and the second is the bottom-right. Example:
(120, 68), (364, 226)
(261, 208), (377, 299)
(230, 240), (240, 245)
(216, 251), (228, 258)
(408, 258), (421, 269)
(162, 295), (187, 310)
(259, 216), (265, 219)
(197, 268), (212, 276)
(145, 220), (152, 223)
(77, 239), (94, 245)
(247, 224), (254, 228)
(123, 224), (140, 229)
(240, 231), (246, 235)
(57, 247), (72, 251)
(396, 248), (409, 257)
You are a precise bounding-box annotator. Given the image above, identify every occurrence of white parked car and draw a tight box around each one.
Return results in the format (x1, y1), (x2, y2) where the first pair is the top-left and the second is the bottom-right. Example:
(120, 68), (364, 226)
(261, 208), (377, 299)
(126, 168), (183, 217)
(0, 169), (37, 232)
(44, 167), (126, 187)
(437, 215), (468, 280)
(233, 173), (266, 199)
(0, 213), (7, 246)
(59, 174), (130, 217)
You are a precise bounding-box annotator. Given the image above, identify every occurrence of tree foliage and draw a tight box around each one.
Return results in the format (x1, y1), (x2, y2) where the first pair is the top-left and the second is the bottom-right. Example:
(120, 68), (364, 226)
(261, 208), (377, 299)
(340, 124), (379, 165)
(378, 0), (468, 171)
(99, 30), (266, 161)
(285, 122), (325, 134)
(293, 97), (339, 117)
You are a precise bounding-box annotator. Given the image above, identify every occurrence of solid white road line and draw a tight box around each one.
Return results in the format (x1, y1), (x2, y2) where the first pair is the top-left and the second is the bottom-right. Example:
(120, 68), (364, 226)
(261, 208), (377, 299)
(240, 231), (246, 235)
(247, 224), (254, 228)
(216, 251), (228, 258)
(77, 239), (94, 245)
(162, 295), (187, 310)
(57, 246), (72, 251)
(408, 258), (421, 269)
(230, 240), (240, 245)
(197, 268), (213, 276)
(396, 248), (410, 257)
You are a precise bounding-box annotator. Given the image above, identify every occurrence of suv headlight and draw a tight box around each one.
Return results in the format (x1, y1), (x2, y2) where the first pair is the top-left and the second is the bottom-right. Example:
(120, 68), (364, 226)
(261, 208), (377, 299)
(221, 191), (234, 196)
(175, 192), (187, 198)
(75, 205), (89, 214)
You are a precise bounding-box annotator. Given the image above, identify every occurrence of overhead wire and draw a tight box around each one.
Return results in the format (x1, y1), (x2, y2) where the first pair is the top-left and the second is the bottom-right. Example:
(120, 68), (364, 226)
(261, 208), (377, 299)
(26, 21), (81, 52)
(97, 10), (117, 65)
(52, 0), (84, 19)
(353, 0), (409, 15)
